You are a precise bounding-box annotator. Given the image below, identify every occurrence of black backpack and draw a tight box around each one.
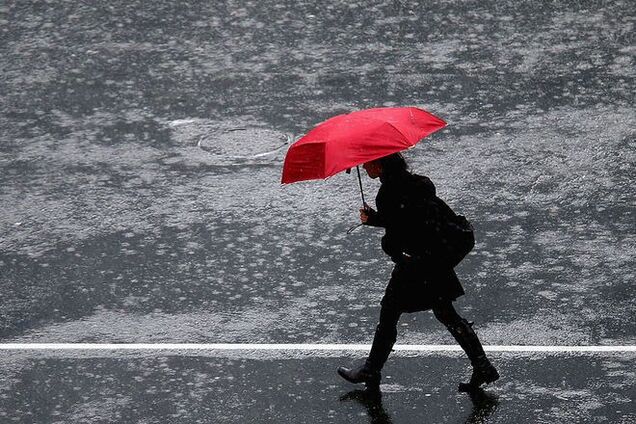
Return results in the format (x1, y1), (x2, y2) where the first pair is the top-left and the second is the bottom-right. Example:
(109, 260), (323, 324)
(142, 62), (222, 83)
(400, 175), (475, 268)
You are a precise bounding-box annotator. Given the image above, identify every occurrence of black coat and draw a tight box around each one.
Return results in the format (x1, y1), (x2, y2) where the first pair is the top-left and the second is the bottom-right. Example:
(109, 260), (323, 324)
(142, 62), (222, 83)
(365, 170), (465, 311)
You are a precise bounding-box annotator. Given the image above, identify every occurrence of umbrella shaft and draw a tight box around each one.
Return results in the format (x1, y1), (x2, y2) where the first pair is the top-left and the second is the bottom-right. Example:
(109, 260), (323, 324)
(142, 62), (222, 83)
(356, 166), (367, 208)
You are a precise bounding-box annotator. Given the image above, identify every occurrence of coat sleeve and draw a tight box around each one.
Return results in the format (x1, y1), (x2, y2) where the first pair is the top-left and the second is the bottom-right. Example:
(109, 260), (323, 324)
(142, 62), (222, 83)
(365, 183), (402, 228)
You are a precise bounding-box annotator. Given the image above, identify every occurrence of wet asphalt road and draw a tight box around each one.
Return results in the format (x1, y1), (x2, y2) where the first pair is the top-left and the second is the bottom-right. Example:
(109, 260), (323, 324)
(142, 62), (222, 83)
(1, 0), (635, 422)
(1, 351), (635, 423)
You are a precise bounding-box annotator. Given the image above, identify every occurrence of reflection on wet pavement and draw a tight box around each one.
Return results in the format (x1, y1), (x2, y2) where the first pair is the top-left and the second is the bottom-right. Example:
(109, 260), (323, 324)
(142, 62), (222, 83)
(340, 389), (394, 424)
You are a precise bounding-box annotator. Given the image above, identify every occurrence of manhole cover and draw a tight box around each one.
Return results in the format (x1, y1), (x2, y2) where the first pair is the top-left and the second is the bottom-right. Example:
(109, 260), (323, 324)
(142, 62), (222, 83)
(169, 119), (291, 161)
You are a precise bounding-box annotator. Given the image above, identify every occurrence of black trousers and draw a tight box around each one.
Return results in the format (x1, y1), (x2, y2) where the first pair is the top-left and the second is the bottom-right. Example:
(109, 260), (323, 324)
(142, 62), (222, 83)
(364, 260), (488, 371)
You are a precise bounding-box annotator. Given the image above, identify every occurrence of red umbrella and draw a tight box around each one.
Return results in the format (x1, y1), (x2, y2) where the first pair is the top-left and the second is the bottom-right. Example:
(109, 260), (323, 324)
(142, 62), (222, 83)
(281, 107), (446, 186)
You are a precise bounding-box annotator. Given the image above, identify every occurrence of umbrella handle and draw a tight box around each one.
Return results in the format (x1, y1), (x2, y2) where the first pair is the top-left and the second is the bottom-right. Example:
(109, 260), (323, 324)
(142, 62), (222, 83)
(346, 223), (363, 234)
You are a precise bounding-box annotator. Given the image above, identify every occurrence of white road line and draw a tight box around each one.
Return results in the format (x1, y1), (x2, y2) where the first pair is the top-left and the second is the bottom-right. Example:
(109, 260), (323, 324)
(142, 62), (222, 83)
(0, 344), (634, 352)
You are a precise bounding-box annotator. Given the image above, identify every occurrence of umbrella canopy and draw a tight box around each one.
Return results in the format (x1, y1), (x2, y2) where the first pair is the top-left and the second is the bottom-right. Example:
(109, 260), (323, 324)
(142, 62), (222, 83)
(281, 107), (446, 184)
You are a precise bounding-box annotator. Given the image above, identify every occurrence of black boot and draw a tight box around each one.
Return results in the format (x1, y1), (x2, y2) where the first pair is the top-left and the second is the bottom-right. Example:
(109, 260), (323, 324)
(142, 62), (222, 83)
(458, 355), (500, 392)
(337, 361), (381, 389)
(446, 318), (500, 391)
(338, 303), (399, 389)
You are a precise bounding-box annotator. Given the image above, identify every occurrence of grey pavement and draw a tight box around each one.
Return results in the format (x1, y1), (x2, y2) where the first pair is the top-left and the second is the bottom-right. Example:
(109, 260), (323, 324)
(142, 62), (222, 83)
(1, 0), (635, 422)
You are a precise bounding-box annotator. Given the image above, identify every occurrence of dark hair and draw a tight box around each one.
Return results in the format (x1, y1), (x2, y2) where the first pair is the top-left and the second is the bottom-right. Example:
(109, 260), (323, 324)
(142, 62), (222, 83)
(379, 152), (408, 176)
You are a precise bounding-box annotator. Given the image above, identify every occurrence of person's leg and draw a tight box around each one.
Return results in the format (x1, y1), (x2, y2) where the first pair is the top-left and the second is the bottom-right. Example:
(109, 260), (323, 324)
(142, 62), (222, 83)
(338, 282), (402, 389)
(366, 298), (402, 371)
(432, 300), (499, 391)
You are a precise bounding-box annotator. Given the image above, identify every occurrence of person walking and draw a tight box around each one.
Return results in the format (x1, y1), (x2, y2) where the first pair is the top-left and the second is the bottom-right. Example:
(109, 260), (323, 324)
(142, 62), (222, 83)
(337, 153), (499, 392)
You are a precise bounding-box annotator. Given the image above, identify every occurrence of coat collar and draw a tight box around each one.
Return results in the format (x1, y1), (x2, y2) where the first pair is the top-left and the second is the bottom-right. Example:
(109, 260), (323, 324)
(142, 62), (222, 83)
(380, 169), (410, 184)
